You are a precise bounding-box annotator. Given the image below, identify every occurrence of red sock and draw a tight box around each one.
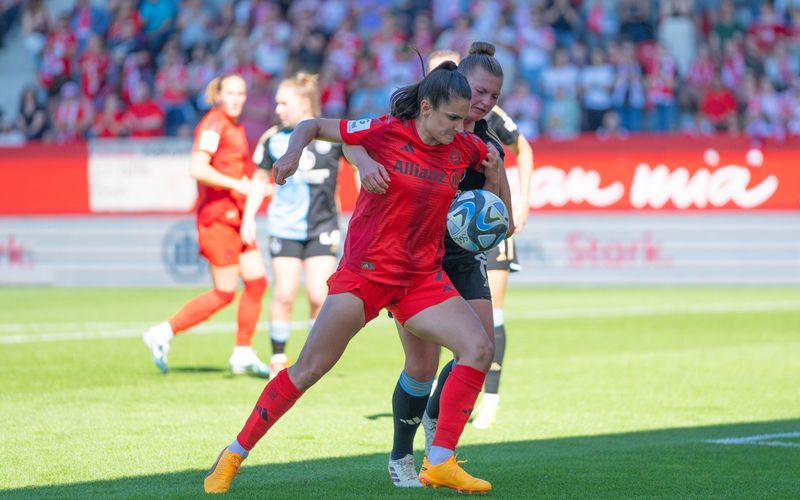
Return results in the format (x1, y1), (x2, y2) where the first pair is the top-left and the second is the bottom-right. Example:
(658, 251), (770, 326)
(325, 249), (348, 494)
(168, 289), (235, 334)
(236, 277), (267, 346)
(432, 364), (486, 450)
(237, 369), (303, 450)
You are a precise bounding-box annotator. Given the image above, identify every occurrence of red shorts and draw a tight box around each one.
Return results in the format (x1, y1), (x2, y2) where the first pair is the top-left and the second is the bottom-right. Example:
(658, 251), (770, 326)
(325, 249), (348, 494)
(198, 221), (258, 266)
(326, 267), (460, 325)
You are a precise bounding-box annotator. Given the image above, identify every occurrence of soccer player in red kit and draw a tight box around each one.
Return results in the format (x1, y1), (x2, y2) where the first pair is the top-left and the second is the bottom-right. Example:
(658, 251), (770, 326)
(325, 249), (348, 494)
(143, 74), (270, 377)
(204, 62), (499, 494)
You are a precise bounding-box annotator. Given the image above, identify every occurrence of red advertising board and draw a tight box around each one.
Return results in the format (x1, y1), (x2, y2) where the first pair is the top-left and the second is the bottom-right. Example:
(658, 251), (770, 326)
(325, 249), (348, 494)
(1, 136), (799, 215)
(526, 135), (800, 211)
(0, 143), (89, 214)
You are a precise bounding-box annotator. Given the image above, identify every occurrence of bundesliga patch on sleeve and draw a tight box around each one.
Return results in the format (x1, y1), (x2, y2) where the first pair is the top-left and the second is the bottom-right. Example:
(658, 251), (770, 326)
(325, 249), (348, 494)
(347, 119), (371, 133)
(198, 130), (221, 153)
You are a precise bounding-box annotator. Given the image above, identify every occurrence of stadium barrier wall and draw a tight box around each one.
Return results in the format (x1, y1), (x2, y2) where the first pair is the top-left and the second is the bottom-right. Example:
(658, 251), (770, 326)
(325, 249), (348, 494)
(1, 136), (798, 285)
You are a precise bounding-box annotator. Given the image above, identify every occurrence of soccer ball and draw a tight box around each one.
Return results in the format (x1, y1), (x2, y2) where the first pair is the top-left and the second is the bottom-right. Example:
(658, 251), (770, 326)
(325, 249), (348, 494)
(447, 189), (509, 252)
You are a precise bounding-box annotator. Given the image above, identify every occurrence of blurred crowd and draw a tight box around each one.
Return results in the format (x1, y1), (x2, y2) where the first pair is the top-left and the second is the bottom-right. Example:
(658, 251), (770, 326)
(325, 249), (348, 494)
(1, 0), (800, 144)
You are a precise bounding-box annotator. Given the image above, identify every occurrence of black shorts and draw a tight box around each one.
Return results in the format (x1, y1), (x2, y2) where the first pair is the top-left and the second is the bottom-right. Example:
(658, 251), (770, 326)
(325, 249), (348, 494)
(443, 253), (492, 301)
(388, 252), (491, 319)
(269, 231), (340, 259)
(485, 236), (521, 273)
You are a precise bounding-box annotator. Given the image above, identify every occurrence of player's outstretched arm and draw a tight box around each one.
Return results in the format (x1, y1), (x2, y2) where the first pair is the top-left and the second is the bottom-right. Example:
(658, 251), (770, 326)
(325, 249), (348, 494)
(240, 169), (271, 245)
(273, 118), (343, 185)
(342, 144), (390, 194)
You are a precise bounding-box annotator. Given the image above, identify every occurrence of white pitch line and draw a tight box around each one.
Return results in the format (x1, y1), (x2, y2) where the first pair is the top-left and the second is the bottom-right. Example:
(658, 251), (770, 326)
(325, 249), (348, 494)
(1, 300), (799, 345)
(706, 432), (800, 448)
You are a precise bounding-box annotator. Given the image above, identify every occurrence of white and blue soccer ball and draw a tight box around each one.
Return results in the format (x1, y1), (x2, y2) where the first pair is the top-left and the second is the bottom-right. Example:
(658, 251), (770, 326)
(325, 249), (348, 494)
(447, 189), (509, 252)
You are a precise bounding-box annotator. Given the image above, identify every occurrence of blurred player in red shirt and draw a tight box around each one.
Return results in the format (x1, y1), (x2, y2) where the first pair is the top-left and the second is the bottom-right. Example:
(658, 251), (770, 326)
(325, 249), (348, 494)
(205, 63), (500, 495)
(143, 74), (270, 377)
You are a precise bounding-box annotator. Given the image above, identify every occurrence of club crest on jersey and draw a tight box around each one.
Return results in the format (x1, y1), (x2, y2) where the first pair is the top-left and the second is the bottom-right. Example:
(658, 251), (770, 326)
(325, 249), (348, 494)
(347, 119), (371, 133)
(449, 149), (461, 164)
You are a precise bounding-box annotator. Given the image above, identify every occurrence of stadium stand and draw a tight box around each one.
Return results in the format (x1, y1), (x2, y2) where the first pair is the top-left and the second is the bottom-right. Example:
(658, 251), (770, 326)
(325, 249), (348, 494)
(0, 0), (799, 144)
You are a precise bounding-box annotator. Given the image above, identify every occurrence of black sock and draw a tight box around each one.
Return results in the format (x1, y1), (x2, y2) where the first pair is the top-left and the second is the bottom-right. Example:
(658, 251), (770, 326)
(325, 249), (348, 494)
(271, 340), (286, 355)
(485, 324), (506, 394)
(391, 371), (432, 460)
(425, 359), (454, 420)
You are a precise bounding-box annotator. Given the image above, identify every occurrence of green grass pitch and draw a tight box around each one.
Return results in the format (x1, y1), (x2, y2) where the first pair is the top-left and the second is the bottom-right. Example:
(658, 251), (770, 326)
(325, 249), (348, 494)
(1, 286), (799, 499)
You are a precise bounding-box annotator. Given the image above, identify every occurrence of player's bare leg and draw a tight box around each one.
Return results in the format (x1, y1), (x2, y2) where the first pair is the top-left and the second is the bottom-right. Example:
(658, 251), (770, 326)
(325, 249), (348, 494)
(205, 292), (366, 493)
(229, 250), (269, 377)
(404, 297), (493, 493)
(268, 256), (302, 377)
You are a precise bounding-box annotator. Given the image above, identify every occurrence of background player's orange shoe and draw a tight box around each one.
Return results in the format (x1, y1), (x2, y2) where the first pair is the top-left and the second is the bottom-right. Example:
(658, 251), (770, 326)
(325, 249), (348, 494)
(204, 447), (243, 494)
(419, 455), (492, 493)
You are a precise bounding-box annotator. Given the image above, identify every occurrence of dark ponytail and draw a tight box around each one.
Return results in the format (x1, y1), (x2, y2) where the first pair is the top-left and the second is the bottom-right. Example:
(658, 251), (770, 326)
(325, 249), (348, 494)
(458, 41), (504, 81)
(390, 60), (472, 120)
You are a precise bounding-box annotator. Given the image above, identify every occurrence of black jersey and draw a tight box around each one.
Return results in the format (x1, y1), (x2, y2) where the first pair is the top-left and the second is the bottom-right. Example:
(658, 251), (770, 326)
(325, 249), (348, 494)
(443, 117), (506, 262)
(253, 126), (342, 240)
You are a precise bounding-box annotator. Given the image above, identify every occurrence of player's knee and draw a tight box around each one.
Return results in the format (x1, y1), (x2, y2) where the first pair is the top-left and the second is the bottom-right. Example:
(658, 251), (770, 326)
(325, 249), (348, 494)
(213, 289), (236, 305)
(463, 335), (494, 372)
(272, 288), (296, 309)
(244, 276), (267, 297)
(404, 356), (439, 381)
(305, 288), (326, 310)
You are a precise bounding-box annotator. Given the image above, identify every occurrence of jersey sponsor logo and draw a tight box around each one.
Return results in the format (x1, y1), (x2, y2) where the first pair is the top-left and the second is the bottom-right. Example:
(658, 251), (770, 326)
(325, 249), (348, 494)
(198, 130), (221, 153)
(392, 160), (450, 185)
(162, 220), (207, 283)
(347, 118), (371, 133)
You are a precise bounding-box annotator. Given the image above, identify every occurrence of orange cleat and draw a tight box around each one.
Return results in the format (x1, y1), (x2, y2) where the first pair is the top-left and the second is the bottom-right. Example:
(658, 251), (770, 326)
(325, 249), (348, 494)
(419, 455), (492, 494)
(203, 447), (243, 494)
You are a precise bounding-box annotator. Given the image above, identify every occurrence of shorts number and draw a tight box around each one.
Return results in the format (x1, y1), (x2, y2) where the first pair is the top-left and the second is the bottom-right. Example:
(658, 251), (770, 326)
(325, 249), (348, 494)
(474, 253), (488, 286)
(319, 230), (341, 246)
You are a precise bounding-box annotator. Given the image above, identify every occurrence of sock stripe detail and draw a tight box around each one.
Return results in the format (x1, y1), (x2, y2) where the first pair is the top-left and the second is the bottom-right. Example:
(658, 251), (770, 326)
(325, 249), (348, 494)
(398, 371), (433, 397)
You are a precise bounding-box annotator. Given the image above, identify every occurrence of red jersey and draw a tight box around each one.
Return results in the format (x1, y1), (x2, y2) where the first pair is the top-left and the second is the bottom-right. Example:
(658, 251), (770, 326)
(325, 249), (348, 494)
(339, 116), (487, 286)
(194, 107), (254, 227)
(125, 100), (165, 137)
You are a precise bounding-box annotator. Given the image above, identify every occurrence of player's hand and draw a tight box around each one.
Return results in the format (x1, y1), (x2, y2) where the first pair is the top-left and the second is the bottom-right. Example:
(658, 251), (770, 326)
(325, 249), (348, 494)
(358, 157), (391, 194)
(233, 177), (251, 196)
(273, 150), (301, 185)
(513, 204), (529, 234)
(240, 216), (257, 245)
(481, 144), (501, 185)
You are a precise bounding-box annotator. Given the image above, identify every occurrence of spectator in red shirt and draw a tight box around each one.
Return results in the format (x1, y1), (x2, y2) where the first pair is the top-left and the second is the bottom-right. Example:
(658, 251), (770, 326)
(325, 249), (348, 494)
(91, 93), (127, 138)
(125, 81), (165, 138)
(78, 34), (110, 103)
(38, 13), (76, 95)
(107, 0), (144, 59)
(701, 74), (738, 132)
(53, 81), (92, 143)
(748, 1), (786, 55)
